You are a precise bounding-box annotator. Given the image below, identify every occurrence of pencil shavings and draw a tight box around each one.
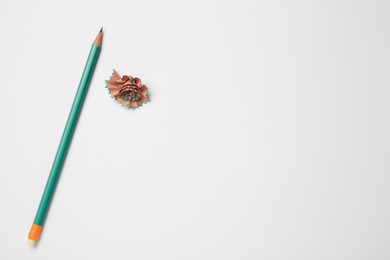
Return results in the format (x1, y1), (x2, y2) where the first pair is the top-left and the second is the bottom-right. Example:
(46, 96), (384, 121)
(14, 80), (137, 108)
(105, 70), (149, 109)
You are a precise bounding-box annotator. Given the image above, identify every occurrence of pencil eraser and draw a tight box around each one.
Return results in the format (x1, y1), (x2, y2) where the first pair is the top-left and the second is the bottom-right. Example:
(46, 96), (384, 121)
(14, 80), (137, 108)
(27, 239), (37, 247)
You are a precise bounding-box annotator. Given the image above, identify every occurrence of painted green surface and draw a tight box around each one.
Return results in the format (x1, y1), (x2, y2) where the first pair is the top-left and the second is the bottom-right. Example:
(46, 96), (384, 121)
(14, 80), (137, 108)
(34, 44), (101, 225)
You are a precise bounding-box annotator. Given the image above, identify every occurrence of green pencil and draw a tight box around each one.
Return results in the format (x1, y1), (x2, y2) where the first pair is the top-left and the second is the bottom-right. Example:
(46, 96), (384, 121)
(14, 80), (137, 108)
(27, 28), (103, 246)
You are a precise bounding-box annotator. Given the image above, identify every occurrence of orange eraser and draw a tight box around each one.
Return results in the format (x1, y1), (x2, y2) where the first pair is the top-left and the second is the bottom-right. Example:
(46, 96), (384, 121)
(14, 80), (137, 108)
(28, 224), (42, 241)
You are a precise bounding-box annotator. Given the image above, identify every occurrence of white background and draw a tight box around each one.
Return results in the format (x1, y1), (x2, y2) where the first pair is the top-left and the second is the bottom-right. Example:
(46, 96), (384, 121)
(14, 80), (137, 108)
(0, 0), (389, 259)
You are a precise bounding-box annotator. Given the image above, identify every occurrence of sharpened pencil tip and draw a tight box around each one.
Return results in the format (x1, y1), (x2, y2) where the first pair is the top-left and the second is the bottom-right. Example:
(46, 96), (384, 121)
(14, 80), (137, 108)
(93, 28), (103, 46)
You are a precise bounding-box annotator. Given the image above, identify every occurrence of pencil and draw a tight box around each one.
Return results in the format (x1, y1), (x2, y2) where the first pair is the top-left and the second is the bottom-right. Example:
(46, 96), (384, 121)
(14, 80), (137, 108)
(27, 28), (103, 246)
